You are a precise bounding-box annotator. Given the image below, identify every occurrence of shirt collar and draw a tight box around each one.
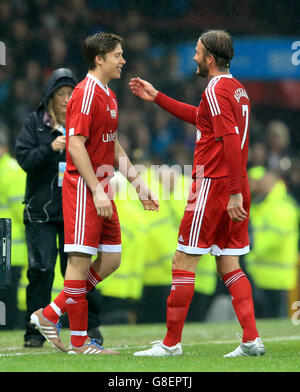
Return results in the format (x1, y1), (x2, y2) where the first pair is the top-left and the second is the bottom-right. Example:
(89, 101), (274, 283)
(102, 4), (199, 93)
(208, 73), (233, 86)
(87, 73), (110, 96)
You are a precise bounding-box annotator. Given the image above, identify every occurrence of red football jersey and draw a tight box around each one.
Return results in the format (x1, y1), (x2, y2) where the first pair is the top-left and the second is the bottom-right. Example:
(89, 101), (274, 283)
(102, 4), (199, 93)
(65, 73), (118, 177)
(193, 74), (250, 179)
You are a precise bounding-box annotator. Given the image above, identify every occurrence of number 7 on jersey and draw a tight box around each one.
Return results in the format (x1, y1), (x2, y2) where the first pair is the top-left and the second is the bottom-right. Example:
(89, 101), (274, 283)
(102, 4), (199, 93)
(241, 104), (249, 150)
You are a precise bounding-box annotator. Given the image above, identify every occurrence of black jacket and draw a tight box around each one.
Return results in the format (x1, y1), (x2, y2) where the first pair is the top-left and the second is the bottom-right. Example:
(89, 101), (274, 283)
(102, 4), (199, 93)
(15, 68), (77, 223)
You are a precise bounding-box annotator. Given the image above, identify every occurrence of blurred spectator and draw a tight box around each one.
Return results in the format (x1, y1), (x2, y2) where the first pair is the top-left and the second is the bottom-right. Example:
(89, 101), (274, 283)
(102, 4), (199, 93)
(266, 120), (292, 171)
(0, 2), (13, 40)
(136, 165), (185, 323)
(249, 142), (267, 168)
(49, 35), (68, 69)
(7, 79), (34, 146)
(165, 51), (184, 84)
(99, 172), (147, 325)
(10, 19), (32, 66)
(245, 168), (299, 318)
(151, 110), (182, 160)
(132, 123), (152, 162)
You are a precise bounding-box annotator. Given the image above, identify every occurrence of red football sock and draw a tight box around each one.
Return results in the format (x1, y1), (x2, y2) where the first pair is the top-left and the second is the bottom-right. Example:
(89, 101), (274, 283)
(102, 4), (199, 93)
(163, 269), (195, 347)
(222, 269), (259, 342)
(86, 266), (102, 292)
(64, 280), (88, 347)
(43, 266), (102, 324)
(43, 290), (66, 324)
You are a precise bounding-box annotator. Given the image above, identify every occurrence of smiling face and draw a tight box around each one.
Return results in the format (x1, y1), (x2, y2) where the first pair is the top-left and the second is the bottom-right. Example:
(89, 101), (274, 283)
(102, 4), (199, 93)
(96, 43), (126, 83)
(193, 38), (210, 78)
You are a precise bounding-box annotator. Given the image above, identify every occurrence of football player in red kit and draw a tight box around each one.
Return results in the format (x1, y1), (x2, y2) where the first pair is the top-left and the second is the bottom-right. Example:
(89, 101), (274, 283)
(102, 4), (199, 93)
(130, 30), (265, 357)
(30, 32), (159, 354)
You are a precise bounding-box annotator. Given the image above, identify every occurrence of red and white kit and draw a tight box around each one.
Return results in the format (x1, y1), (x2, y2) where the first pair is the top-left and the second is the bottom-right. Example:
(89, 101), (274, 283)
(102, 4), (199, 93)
(63, 73), (121, 255)
(155, 74), (251, 256)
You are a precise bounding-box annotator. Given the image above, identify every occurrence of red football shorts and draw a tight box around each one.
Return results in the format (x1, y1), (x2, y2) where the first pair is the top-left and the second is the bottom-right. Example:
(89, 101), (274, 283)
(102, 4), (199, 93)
(177, 176), (250, 256)
(63, 171), (121, 255)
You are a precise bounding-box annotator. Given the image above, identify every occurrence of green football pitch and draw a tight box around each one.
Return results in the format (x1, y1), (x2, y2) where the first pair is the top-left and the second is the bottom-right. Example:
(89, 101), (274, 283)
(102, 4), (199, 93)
(0, 318), (300, 373)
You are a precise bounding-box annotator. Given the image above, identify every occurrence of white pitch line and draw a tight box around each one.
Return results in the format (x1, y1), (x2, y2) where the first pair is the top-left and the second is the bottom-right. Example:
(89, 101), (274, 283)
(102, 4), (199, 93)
(0, 351), (54, 357)
(1, 336), (300, 357)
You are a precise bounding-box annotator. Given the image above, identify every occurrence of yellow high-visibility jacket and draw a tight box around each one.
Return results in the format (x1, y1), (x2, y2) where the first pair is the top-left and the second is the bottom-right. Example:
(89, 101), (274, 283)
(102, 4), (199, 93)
(245, 180), (299, 290)
(0, 153), (27, 267)
(99, 197), (146, 301)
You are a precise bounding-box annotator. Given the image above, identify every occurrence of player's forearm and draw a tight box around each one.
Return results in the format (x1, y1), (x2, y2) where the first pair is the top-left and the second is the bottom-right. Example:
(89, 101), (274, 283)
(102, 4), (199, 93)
(223, 133), (243, 195)
(155, 92), (197, 125)
(114, 140), (140, 184)
(114, 139), (151, 199)
(68, 137), (100, 194)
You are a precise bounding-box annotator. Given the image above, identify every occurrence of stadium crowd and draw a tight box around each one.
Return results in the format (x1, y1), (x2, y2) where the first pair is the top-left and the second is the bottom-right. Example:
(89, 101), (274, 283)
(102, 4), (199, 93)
(0, 0), (299, 331)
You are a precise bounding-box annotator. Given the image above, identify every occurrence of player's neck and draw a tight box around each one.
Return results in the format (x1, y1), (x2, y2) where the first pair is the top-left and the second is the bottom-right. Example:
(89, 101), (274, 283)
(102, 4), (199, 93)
(207, 69), (230, 81)
(88, 69), (110, 88)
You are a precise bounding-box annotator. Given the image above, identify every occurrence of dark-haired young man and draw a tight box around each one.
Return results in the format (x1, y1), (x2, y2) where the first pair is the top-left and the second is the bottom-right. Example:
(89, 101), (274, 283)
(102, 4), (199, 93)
(130, 30), (265, 357)
(30, 32), (159, 354)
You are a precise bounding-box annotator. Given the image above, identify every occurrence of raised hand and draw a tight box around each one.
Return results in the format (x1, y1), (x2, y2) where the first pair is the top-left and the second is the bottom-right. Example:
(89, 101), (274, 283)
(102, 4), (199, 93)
(129, 77), (158, 102)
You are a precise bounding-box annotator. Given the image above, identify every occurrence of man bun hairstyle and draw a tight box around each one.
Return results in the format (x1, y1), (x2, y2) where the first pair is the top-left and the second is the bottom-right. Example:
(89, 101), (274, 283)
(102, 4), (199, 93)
(200, 30), (234, 70)
(83, 32), (123, 70)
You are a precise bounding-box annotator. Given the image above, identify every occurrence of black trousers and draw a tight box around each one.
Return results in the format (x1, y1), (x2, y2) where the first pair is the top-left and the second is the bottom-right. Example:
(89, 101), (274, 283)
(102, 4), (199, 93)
(24, 221), (101, 342)
(252, 287), (289, 319)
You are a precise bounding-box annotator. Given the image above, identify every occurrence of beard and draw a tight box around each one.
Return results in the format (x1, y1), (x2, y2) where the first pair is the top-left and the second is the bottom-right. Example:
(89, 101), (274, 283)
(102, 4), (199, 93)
(196, 61), (209, 78)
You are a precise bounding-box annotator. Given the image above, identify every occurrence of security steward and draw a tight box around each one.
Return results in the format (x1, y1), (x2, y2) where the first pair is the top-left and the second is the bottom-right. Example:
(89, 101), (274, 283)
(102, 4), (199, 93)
(246, 167), (299, 318)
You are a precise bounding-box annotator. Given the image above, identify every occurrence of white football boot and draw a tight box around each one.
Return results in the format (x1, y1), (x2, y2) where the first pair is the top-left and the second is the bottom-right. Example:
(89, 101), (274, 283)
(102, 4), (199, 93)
(133, 340), (182, 357)
(30, 308), (67, 353)
(224, 335), (265, 357)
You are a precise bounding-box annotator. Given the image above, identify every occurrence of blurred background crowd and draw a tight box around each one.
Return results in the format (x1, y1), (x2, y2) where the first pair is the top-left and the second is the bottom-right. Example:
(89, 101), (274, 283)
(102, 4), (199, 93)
(0, 0), (299, 333)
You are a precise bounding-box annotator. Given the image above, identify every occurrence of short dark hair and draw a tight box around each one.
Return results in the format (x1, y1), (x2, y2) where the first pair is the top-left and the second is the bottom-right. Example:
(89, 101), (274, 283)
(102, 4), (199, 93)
(200, 30), (234, 70)
(83, 32), (123, 70)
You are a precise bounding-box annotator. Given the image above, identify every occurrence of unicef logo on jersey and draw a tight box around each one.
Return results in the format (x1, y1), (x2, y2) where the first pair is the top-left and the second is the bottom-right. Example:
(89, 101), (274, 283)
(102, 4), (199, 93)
(102, 130), (116, 143)
(110, 110), (117, 119)
(196, 129), (202, 142)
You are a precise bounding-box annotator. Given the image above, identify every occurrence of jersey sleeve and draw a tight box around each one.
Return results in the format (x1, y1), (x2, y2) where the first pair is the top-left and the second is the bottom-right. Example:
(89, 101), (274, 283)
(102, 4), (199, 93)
(67, 88), (95, 139)
(155, 92), (197, 125)
(205, 88), (237, 138)
(223, 133), (243, 194)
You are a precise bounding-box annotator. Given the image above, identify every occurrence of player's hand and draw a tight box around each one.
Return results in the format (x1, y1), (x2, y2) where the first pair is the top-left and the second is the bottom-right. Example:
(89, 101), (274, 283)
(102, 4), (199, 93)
(93, 183), (113, 219)
(227, 193), (247, 222)
(51, 136), (66, 151)
(137, 183), (159, 212)
(129, 77), (158, 102)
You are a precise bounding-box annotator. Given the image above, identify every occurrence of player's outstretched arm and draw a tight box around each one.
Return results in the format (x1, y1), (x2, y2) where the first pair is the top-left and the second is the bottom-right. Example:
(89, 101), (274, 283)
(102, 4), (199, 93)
(129, 77), (197, 125)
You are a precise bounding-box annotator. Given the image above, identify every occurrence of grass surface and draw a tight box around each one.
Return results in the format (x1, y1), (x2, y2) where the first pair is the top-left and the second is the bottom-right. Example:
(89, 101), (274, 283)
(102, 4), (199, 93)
(0, 318), (299, 373)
